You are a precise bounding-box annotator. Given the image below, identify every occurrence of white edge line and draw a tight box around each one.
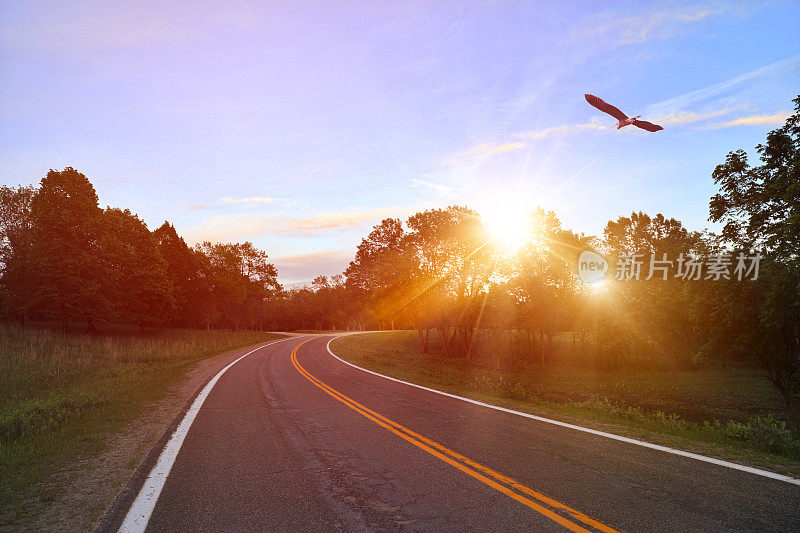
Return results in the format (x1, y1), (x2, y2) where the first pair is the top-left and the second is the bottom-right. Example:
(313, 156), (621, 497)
(325, 335), (800, 486)
(118, 337), (295, 533)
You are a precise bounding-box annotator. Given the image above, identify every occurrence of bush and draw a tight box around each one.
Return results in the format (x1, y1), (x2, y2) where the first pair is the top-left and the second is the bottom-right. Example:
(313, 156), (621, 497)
(747, 414), (795, 452)
(724, 420), (750, 440)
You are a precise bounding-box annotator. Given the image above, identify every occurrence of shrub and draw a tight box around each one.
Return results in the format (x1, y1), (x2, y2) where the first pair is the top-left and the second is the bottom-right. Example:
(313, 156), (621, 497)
(724, 420), (750, 440)
(747, 414), (794, 452)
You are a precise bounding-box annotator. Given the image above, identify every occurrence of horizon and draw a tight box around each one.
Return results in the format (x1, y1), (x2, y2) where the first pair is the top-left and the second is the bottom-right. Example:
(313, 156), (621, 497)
(2, 1), (799, 285)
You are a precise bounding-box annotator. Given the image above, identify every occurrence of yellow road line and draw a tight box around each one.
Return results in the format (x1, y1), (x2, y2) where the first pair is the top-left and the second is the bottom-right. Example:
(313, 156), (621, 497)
(290, 339), (620, 533)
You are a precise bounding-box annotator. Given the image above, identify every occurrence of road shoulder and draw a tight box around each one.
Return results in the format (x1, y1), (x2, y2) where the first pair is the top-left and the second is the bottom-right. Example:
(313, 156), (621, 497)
(14, 339), (285, 532)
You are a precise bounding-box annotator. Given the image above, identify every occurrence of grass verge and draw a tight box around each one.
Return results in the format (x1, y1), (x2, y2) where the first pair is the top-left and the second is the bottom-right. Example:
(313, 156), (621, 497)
(0, 324), (283, 527)
(331, 331), (800, 476)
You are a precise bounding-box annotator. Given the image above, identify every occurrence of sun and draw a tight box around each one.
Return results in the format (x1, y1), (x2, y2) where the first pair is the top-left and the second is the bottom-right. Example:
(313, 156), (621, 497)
(481, 204), (531, 253)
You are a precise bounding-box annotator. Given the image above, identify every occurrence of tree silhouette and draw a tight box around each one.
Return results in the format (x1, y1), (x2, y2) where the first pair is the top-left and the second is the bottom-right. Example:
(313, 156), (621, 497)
(0, 185), (36, 323)
(154, 222), (205, 326)
(102, 208), (174, 328)
(27, 168), (109, 331)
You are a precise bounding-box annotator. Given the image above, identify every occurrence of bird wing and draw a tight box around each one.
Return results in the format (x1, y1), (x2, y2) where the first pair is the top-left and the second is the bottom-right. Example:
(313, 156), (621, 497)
(585, 94), (628, 121)
(632, 119), (663, 132)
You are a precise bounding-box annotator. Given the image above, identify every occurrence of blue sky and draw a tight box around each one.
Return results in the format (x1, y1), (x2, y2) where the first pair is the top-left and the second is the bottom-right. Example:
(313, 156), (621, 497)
(1, 1), (798, 284)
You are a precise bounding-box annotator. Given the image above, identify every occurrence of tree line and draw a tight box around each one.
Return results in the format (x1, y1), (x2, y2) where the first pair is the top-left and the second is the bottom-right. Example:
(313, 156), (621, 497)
(1, 97), (798, 430)
(313, 97), (797, 431)
(0, 168), (281, 331)
(337, 98), (799, 430)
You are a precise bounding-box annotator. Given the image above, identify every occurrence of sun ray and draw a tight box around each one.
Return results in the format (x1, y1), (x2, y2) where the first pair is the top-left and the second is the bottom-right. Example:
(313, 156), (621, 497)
(481, 203), (532, 253)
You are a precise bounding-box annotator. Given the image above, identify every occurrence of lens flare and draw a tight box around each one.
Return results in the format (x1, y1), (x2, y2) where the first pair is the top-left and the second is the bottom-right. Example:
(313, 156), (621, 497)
(482, 205), (531, 252)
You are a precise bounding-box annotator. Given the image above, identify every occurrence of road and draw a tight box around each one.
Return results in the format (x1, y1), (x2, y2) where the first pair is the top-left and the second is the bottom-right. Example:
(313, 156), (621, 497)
(104, 335), (800, 532)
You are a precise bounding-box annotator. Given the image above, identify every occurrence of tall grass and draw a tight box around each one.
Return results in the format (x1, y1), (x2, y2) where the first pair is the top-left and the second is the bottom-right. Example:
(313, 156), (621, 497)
(0, 324), (282, 523)
(0, 324), (274, 406)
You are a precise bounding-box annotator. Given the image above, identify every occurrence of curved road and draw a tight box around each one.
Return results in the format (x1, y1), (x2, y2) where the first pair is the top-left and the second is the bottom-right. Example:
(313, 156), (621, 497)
(104, 335), (800, 532)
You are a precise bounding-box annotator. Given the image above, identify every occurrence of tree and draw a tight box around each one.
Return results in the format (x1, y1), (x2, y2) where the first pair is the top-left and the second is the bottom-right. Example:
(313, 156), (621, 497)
(26, 168), (109, 331)
(197, 242), (244, 329)
(602, 212), (707, 368)
(0, 168), (288, 332)
(510, 209), (588, 367)
(102, 208), (174, 328)
(708, 95), (800, 433)
(239, 241), (281, 330)
(195, 241), (280, 330)
(345, 218), (415, 332)
(154, 222), (205, 326)
(404, 206), (494, 359)
(0, 185), (36, 322)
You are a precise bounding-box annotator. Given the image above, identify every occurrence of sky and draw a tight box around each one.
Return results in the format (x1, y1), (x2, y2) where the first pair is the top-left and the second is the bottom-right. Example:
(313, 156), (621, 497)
(1, 1), (798, 285)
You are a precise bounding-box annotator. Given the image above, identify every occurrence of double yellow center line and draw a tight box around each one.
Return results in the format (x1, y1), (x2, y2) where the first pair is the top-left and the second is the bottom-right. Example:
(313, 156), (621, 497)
(290, 339), (620, 533)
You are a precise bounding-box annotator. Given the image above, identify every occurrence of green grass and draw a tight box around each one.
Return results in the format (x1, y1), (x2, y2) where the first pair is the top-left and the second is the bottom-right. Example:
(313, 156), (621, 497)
(0, 324), (283, 526)
(331, 331), (800, 474)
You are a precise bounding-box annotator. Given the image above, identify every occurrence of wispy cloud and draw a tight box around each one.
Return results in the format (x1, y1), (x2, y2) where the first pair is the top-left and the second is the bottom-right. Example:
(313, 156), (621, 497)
(648, 54), (800, 116)
(449, 123), (605, 167)
(272, 209), (401, 237)
(709, 111), (790, 129)
(272, 250), (353, 284)
(516, 122), (606, 140)
(180, 207), (404, 244)
(221, 196), (276, 205)
(410, 178), (461, 200)
(443, 141), (527, 166)
(655, 108), (737, 125)
(455, 142), (525, 159)
(449, 123), (606, 166)
(614, 8), (714, 44)
(180, 214), (264, 244)
(427, 121), (606, 204)
(592, 2), (755, 45)
(188, 204), (208, 211)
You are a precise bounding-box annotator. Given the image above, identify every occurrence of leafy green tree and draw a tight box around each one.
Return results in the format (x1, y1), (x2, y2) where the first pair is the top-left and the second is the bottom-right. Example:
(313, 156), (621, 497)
(195, 241), (280, 330)
(602, 212), (707, 368)
(304, 274), (361, 331)
(102, 208), (174, 328)
(345, 218), (416, 332)
(325, 274), (354, 330)
(511, 209), (587, 366)
(405, 206), (494, 359)
(708, 95), (800, 433)
(197, 242), (247, 330)
(154, 222), (206, 326)
(26, 168), (108, 331)
(0, 185), (36, 322)
(603, 212), (701, 258)
(239, 241), (281, 330)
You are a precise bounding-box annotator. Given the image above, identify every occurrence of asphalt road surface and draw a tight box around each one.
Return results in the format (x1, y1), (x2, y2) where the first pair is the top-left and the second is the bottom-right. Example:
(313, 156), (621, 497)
(105, 335), (800, 532)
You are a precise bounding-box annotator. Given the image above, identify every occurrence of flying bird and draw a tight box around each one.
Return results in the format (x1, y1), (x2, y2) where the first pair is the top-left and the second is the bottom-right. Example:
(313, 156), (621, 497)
(584, 94), (663, 132)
